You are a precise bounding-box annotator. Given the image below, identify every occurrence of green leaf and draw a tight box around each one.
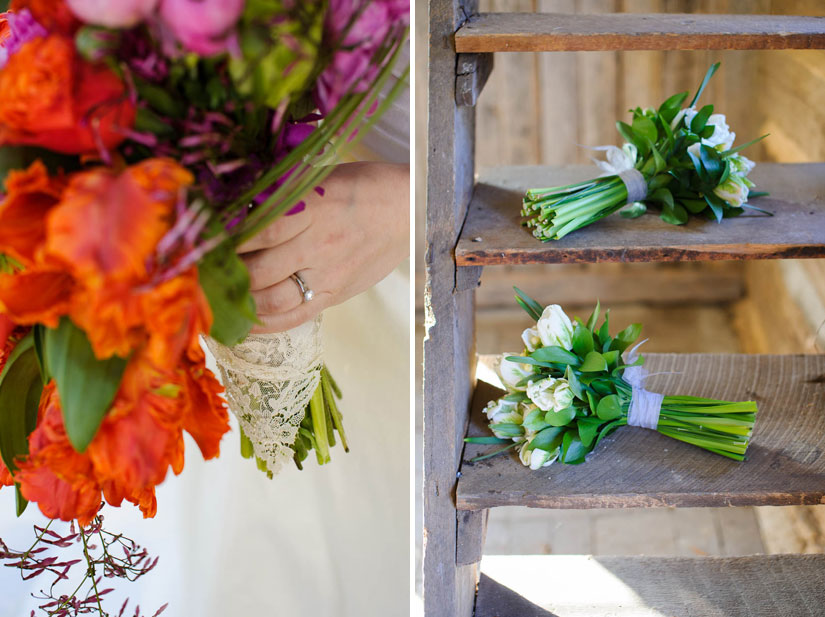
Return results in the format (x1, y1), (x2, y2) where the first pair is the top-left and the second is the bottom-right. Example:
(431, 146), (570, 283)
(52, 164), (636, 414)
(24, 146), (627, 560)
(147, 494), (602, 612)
(565, 366), (583, 400)
(687, 147), (710, 185)
(464, 436), (511, 445)
(658, 91), (689, 123)
(682, 198), (707, 214)
(544, 406), (576, 427)
(530, 426), (565, 452)
(596, 394), (623, 421)
(704, 194), (724, 223)
(661, 201), (688, 225)
(620, 202), (647, 219)
(586, 300), (600, 331)
(616, 121), (648, 157)
(699, 144), (724, 184)
(614, 323), (642, 353)
(531, 346), (580, 366)
(0, 334), (42, 479)
(571, 325), (595, 357)
(578, 416), (603, 448)
(32, 325), (48, 384)
(689, 62), (720, 108)
(586, 391), (599, 415)
(598, 310), (610, 343)
(720, 133), (769, 158)
(15, 484), (27, 516)
(594, 418), (625, 448)
(580, 351), (608, 373)
(632, 116), (658, 144)
(690, 104), (714, 134)
(199, 241), (258, 346)
(523, 408), (549, 432)
(601, 350), (620, 367)
(486, 423), (523, 438)
(513, 287), (543, 321)
(560, 431), (588, 464)
(44, 319), (128, 452)
(649, 141), (666, 174)
(134, 77), (185, 118)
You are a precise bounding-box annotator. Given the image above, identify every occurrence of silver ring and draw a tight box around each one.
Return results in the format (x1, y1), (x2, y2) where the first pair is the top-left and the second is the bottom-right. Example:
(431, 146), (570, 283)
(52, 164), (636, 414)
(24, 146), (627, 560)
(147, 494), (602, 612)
(290, 273), (314, 303)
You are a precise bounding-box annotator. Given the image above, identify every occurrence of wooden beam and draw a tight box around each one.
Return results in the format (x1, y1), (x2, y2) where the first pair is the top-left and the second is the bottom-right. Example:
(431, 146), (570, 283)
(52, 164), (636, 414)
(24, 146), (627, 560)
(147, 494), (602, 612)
(424, 0), (482, 615)
(455, 12), (825, 52)
(456, 53), (494, 106)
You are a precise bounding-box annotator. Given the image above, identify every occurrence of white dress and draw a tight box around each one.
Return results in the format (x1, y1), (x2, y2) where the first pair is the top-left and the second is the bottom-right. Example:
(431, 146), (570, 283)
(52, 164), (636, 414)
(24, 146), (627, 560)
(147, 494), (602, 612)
(0, 47), (410, 617)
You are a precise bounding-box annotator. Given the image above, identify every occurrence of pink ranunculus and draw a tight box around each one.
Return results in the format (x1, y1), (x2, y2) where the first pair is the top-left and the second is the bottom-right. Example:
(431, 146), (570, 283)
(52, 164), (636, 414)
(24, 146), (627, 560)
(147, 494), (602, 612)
(316, 0), (409, 114)
(66, 0), (159, 28)
(159, 0), (244, 56)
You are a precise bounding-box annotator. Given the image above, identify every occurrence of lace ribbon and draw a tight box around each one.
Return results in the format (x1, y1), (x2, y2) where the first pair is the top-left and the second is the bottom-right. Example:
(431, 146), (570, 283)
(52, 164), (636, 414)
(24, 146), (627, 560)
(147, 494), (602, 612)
(204, 316), (324, 475)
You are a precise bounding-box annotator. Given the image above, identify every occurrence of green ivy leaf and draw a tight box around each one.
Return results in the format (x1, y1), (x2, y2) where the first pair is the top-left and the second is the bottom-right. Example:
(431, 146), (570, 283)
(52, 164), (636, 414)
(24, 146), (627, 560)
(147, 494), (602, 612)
(44, 319), (128, 452)
(530, 426), (565, 452)
(578, 416), (603, 448)
(531, 346), (580, 366)
(544, 406), (576, 427)
(596, 394), (623, 421)
(586, 300), (600, 332)
(632, 116), (658, 144)
(571, 325), (594, 358)
(565, 366), (583, 400)
(560, 431), (588, 464)
(690, 104), (714, 134)
(523, 408), (549, 432)
(580, 351), (608, 373)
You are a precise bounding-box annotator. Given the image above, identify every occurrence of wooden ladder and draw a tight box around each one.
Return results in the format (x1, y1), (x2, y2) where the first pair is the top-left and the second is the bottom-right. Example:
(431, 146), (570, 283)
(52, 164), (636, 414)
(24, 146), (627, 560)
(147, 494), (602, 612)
(423, 3), (825, 616)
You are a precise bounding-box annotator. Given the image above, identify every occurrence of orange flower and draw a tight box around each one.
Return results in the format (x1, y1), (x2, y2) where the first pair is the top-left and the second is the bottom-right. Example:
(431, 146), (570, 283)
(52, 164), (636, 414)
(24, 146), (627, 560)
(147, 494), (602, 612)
(182, 345), (228, 461)
(11, 0), (80, 33)
(0, 160), (66, 266)
(0, 269), (74, 327)
(0, 34), (134, 154)
(0, 458), (13, 487)
(16, 383), (102, 526)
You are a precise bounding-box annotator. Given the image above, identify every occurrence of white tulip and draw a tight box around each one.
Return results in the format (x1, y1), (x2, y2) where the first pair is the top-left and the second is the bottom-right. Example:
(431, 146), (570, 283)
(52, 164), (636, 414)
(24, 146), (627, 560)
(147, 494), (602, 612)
(518, 441), (558, 469)
(713, 174), (749, 208)
(684, 108), (735, 151)
(536, 304), (574, 350)
(730, 154), (755, 177)
(521, 327), (541, 352)
(594, 143), (638, 176)
(526, 377), (574, 413)
(484, 398), (519, 423)
(497, 357), (532, 391)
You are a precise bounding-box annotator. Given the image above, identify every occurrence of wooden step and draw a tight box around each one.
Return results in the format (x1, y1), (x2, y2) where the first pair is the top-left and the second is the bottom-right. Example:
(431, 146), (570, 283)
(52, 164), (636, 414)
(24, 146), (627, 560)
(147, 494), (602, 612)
(458, 354), (825, 510)
(475, 554), (825, 617)
(455, 164), (825, 265)
(455, 13), (825, 53)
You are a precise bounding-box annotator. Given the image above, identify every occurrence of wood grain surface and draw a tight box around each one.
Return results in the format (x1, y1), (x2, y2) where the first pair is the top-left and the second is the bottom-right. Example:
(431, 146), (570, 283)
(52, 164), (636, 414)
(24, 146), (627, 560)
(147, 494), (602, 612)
(455, 163), (825, 264)
(475, 554), (825, 617)
(455, 12), (825, 52)
(458, 354), (825, 510)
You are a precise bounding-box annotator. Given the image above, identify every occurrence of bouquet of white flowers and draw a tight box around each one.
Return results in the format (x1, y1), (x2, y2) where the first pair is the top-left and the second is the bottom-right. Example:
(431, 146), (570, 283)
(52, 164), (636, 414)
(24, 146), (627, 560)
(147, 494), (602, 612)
(467, 289), (758, 469)
(523, 63), (769, 241)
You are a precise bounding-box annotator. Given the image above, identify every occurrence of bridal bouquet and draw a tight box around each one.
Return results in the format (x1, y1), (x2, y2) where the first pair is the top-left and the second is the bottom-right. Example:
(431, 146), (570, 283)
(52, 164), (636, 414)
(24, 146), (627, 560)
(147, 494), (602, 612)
(523, 63), (769, 241)
(467, 289), (758, 469)
(0, 0), (407, 613)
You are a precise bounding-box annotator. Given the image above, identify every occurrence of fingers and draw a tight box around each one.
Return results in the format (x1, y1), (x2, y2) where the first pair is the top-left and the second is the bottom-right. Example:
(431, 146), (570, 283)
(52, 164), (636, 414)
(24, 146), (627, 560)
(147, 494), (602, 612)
(243, 235), (310, 291)
(250, 292), (331, 333)
(250, 274), (305, 316)
(236, 207), (312, 254)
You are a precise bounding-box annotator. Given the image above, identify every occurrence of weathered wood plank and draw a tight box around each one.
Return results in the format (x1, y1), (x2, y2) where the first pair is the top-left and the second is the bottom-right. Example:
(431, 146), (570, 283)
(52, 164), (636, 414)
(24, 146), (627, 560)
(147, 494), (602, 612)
(456, 509), (489, 565)
(456, 53), (494, 107)
(455, 12), (825, 52)
(458, 354), (825, 510)
(424, 0), (482, 615)
(476, 554), (825, 617)
(455, 163), (825, 264)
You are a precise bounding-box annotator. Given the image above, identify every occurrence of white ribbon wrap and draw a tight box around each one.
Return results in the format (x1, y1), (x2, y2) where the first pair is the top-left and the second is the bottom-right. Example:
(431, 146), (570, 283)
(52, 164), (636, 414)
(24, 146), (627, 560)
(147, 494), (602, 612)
(618, 168), (648, 204)
(622, 340), (663, 430)
(205, 316), (324, 475)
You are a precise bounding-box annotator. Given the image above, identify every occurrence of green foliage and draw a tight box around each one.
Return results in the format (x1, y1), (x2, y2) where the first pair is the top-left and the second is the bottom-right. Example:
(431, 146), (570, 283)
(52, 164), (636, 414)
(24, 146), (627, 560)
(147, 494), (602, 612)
(44, 319), (128, 453)
(198, 241), (258, 346)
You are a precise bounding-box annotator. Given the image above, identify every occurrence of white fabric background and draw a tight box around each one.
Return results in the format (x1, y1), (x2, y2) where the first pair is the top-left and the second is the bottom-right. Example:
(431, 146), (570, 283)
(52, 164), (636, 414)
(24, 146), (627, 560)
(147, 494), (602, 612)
(0, 43), (410, 617)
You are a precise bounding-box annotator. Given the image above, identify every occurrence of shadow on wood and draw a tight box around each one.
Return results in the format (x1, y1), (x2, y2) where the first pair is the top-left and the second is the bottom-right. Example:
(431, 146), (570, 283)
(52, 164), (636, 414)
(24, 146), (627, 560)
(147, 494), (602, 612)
(475, 573), (560, 617)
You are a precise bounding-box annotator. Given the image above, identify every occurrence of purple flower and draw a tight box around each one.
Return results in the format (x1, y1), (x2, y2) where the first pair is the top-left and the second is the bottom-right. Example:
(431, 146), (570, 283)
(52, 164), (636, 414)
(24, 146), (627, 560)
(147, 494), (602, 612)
(315, 0), (409, 113)
(0, 9), (47, 70)
(159, 0), (244, 56)
(66, 0), (159, 28)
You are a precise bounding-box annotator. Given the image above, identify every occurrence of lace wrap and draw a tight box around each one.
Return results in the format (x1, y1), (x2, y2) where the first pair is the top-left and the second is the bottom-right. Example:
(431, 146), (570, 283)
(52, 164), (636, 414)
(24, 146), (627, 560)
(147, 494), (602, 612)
(204, 316), (324, 475)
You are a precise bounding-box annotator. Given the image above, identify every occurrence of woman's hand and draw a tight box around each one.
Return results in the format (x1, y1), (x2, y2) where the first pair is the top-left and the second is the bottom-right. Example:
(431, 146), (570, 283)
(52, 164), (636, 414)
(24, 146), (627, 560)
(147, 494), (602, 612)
(237, 161), (409, 333)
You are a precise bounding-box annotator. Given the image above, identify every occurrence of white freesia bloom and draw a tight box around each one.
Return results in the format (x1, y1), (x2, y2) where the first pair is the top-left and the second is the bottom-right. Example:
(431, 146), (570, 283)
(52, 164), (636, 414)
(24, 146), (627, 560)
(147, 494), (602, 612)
(536, 304), (574, 350)
(594, 143), (638, 176)
(497, 357), (532, 391)
(526, 377), (574, 413)
(521, 327), (541, 352)
(683, 108), (735, 151)
(714, 174), (749, 208)
(518, 441), (558, 469)
(730, 154), (755, 177)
